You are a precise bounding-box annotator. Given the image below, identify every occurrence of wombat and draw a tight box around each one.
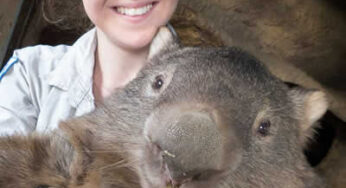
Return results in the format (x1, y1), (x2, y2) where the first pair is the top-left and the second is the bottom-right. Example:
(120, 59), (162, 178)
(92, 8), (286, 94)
(62, 29), (328, 188)
(0, 29), (328, 188)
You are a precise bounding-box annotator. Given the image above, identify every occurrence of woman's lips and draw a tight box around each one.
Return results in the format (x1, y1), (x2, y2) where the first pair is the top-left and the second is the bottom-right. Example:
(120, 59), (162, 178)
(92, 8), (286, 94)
(116, 3), (153, 16)
(113, 1), (157, 17)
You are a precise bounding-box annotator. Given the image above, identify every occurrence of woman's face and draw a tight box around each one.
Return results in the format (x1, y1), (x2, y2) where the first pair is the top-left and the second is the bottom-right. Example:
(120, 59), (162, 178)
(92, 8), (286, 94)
(83, 0), (179, 50)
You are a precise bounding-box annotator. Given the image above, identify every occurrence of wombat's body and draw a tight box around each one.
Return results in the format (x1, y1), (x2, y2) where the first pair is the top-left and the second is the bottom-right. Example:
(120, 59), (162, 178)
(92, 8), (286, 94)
(0, 133), (73, 187)
(0, 30), (328, 188)
(0, 132), (139, 188)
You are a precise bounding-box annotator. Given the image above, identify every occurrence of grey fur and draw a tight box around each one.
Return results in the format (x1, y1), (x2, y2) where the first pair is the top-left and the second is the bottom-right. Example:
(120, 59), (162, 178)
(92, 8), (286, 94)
(72, 46), (327, 188)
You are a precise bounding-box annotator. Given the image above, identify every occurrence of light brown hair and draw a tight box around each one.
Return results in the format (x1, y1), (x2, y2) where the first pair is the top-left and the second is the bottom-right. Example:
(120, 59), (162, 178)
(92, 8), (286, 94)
(42, 0), (93, 33)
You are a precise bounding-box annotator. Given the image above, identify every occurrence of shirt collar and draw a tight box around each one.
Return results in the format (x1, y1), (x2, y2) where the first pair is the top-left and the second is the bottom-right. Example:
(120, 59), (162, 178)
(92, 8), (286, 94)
(46, 28), (97, 107)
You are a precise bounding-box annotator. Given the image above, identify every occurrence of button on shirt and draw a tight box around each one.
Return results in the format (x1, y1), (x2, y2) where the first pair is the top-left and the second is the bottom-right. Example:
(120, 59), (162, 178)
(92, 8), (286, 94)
(0, 28), (98, 135)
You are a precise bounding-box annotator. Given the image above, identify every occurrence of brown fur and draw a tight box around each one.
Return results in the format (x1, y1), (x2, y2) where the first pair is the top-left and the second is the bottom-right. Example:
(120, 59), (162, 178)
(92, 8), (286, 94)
(0, 130), (140, 188)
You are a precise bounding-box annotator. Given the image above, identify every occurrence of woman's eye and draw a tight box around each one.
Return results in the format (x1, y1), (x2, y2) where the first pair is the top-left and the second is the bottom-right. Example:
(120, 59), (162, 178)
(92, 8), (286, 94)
(152, 75), (164, 90)
(257, 120), (271, 136)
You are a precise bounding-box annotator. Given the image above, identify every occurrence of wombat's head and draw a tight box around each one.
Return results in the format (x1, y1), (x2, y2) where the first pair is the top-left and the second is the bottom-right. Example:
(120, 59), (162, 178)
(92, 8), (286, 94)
(140, 49), (327, 188)
(67, 29), (328, 188)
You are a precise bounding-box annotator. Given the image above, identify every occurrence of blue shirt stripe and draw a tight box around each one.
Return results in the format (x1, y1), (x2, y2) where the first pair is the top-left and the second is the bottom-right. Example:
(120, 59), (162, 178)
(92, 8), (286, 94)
(0, 57), (19, 81)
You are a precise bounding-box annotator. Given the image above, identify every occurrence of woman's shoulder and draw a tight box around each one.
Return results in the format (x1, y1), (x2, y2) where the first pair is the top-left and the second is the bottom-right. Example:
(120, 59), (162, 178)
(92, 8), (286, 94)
(13, 44), (70, 68)
(0, 44), (73, 84)
(0, 44), (73, 83)
(0, 28), (96, 84)
(10, 28), (97, 73)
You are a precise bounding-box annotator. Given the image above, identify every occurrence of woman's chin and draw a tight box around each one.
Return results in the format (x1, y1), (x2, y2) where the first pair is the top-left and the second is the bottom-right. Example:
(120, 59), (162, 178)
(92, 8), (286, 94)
(115, 28), (160, 51)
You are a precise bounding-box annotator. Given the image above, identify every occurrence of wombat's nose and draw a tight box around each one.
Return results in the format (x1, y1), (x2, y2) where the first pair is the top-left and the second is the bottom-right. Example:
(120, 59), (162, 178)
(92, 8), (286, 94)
(147, 111), (224, 182)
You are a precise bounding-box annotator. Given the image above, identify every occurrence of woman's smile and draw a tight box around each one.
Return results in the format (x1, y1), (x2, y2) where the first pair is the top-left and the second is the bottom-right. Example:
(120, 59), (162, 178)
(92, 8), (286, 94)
(112, 1), (159, 23)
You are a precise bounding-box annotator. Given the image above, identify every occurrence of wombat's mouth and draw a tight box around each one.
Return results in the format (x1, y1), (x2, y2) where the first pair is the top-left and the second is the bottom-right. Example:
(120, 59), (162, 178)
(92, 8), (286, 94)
(162, 163), (194, 188)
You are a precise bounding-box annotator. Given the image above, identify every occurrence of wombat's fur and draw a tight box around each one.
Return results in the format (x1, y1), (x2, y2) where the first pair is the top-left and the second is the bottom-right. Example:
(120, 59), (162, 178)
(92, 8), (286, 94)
(62, 30), (328, 187)
(0, 29), (328, 188)
(0, 131), (139, 188)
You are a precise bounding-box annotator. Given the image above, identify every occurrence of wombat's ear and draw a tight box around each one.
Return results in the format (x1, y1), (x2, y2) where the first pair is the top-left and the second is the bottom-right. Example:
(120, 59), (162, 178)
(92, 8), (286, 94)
(289, 88), (328, 144)
(59, 119), (95, 185)
(148, 25), (180, 60)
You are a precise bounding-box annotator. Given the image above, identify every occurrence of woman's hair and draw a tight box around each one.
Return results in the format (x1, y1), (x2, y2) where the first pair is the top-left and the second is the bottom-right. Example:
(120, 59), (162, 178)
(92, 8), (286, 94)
(42, 0), (93, 33)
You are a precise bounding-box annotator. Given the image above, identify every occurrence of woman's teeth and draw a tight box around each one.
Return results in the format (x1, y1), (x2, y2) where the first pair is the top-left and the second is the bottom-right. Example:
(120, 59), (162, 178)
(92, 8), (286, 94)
(117, 3), (153, 16)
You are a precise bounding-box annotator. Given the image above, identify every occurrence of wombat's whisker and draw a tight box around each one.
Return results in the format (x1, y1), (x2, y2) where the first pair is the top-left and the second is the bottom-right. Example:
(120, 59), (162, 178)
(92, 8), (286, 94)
(98, 159), (128, 170)
(98, 158), (140, 170)
(88, 150), (120, 154)
(119, 159), (141, 168)
(86, 145), (141, 154)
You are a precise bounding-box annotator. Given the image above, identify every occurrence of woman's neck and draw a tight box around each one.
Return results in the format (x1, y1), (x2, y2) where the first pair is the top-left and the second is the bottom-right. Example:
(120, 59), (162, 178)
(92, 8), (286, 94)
(93, 29), (149, 102)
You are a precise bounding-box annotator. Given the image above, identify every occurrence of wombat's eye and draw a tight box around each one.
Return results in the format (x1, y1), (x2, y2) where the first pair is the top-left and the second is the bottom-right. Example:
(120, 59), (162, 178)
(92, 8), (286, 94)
(257, 120), (271, 136)
(152, 75), (164, 90)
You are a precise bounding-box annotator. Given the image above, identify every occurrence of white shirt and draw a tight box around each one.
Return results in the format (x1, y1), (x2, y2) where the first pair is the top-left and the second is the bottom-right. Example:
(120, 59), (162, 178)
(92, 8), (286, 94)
(0, 28), (98, 135)
(0, 23), (178, 136)
(0, 25), (177, 136)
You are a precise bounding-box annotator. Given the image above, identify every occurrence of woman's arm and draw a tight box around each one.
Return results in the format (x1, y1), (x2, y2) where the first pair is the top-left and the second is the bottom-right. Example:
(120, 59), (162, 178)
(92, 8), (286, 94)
(0, 56), (38, 135)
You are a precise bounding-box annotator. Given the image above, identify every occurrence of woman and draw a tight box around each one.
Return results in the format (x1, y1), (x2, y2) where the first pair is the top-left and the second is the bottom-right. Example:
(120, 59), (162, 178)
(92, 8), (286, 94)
(0, 0), (179, 135)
